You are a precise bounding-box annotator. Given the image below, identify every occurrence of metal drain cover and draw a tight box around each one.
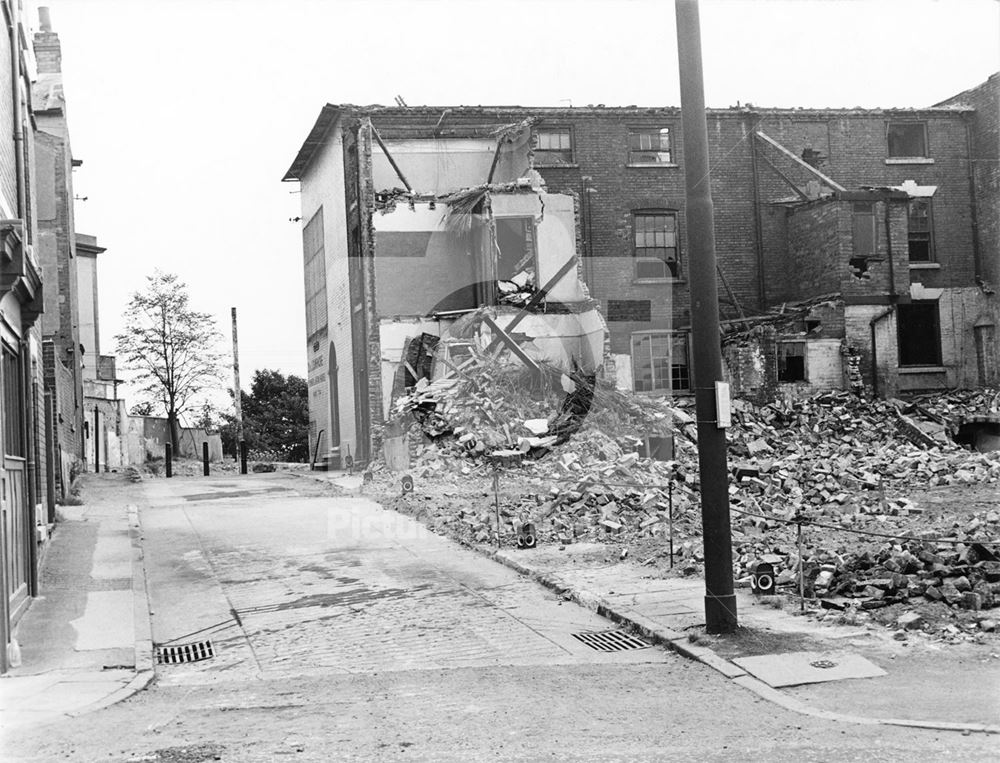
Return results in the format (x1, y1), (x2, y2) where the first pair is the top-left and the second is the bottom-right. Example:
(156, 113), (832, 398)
(572, 630), (650, 652)
(156, 640), (215, 664)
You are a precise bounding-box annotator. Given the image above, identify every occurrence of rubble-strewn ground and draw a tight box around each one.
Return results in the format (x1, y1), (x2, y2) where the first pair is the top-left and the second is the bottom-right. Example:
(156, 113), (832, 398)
(370, 366), (1000, 646)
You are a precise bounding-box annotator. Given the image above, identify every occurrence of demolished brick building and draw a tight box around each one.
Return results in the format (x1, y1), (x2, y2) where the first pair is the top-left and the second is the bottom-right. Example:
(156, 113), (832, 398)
(285, 76), (999, 469)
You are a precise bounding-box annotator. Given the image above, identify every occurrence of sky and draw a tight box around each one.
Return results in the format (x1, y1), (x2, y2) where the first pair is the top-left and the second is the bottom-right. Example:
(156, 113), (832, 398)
(32, 0), (1000, 415)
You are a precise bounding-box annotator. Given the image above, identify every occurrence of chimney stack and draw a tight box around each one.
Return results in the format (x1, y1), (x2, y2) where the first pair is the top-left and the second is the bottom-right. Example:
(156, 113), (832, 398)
(34, 7), (61, 74)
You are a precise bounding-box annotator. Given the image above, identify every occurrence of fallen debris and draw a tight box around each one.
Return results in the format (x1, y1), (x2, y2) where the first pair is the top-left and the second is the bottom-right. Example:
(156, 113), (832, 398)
(371, 359), (1000, 643)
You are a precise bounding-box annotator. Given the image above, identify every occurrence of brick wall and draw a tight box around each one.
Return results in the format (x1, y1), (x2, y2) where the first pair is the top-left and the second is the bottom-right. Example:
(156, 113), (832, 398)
(42, 339), (81, 489)
(301, 101), (987, 405)
(934, 74), (999, 287)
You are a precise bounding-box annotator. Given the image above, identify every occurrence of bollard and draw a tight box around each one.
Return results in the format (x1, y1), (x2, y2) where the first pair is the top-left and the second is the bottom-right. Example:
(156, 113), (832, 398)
(202, 441), (209, 476)
(165, 442), (173, 478)
(239, 441), (248, 475)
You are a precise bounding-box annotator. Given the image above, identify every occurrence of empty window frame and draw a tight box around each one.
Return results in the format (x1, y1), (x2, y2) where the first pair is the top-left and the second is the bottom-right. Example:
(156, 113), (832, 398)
(535, 128), (574, 164)
(628, 127), (672, 164)
(632, 332), (690, 393)
(907, 199), (934, 262)
(494, 216), (536, 280)
(887, 122), (928, 158)
(777, 341), (807, 382)
(634, 212), (680, 279)
(897, 301), (942, 367)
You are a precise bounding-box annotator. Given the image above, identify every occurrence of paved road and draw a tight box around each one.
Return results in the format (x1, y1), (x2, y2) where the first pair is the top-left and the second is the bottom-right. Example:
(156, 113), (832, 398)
(4, 473), (997, 761)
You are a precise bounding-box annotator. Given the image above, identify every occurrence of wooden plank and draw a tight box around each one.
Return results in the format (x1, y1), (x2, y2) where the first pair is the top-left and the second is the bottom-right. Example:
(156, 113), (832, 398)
(755, 131), (846, 192)
(482, 315), (540, 373)
(484, 255), (579, 354)
(370, 123), (413, 193)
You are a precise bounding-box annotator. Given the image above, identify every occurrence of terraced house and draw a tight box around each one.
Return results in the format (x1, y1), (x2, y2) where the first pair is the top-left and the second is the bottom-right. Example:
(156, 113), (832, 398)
(1, 4), (107, 672)
(285, 74), (999, 470)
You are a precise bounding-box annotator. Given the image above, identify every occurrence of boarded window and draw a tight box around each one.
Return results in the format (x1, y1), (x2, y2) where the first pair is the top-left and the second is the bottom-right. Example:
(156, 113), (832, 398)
(907, 199), (934, 262)
(852, 202), (876, 258)
(535, 128), (573, 164)
(897, 302), (942, 366)
(632, 333), (689, 393)
(887, 122), (928, 158)
(777, 342), (806, 382)
(607, 299), (652, 322)
(634, 212), (680, 279)
(303, 208), (328, 339)
(628, 128), (672, 164)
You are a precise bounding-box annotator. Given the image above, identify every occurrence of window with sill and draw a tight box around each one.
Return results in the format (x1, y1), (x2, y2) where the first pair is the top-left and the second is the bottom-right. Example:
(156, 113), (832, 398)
(908, 198), (934, 262)
(634, 211), (680, 279)
(632, 332), (689, 393)
(628, 127), (672, 164)
(887, 122), (928, 159)
(534, 128), (574, 164)
(897, 301), (942, 367)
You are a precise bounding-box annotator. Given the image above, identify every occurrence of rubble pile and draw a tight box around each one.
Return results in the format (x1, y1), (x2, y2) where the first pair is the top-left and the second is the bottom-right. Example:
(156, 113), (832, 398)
(379, 370), (1000, 631)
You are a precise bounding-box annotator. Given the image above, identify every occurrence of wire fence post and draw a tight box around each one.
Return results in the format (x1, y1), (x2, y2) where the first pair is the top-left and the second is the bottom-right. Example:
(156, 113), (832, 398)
(796, 513), (805, 612)
(668, 480), (675, 569)
(493, 468), (502, 549)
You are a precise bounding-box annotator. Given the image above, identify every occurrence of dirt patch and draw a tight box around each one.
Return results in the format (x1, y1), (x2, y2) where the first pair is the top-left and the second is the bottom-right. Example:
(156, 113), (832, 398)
(692, 625), (831, 660)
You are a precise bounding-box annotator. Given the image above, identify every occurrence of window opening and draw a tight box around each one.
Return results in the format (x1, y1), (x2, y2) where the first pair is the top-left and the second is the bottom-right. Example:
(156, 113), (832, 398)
(495, 217), (536, 280)
(777, 342), (807, 382)
(2, 343), (24, 457)
(535, 128), (573, 164)
(897, 302), (942, 366)
(303, 208), (328, 338)
(632, 333), (689, 393)
(852, 202), (875, 259)
(907, 199), (933, 262)
(887, 123), (928, 158)
(628, 128), (672, 164)
(634, 212), (679, 279)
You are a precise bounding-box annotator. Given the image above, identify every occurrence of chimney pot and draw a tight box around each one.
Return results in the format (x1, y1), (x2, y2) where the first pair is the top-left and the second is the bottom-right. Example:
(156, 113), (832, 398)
(39, 7), (52, 32)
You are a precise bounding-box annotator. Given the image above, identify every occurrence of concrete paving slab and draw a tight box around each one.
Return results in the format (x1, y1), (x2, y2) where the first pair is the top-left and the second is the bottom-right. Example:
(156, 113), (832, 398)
(732, 651), (888, 688)
(70, 591), (134, 650)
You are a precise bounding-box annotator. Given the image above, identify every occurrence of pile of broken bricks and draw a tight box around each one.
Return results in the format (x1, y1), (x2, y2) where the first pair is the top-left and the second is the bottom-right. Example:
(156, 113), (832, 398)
(378, 372), (1000, 636)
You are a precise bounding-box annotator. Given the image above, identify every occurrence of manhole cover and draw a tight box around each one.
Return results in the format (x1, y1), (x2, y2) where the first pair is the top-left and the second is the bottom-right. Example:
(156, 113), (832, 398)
(572, 630), (650, 652)
(810, 659), (838, 669)
(156, 640), (215, 665)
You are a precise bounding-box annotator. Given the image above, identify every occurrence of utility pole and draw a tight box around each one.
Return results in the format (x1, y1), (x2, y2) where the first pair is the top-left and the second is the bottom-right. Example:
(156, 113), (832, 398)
(231, 307), (246, 474)
(675, 0), (737, 633)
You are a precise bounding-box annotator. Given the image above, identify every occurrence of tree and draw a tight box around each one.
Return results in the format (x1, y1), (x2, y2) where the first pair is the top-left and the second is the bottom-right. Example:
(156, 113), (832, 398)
(220, 369), (309, 462)
(115, 271), (223, 451)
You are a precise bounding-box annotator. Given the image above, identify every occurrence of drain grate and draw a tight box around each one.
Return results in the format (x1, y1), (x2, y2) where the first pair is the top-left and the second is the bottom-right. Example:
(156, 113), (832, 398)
(572, 630), (650, 652)
(156, 640), (215, 665)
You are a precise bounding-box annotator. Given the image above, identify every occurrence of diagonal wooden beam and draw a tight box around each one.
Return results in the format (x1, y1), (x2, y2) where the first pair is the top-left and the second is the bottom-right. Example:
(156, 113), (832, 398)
(484, 255), (579, 354)
(755, 150), (811, 201)
(482, 315), (540, 373)
(755, 131), (846, 192)
(370, 123), (413, 193)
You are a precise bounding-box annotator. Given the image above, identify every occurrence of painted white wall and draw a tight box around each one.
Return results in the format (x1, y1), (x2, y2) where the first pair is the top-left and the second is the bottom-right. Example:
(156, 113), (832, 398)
(805, 338), (843, 388)
(299, 120), (355, 464)
(374, 136), (529, 195)
(76, 254), (98, 381)
(613, 353), (633, 391)
(492, 192), (583, 302)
